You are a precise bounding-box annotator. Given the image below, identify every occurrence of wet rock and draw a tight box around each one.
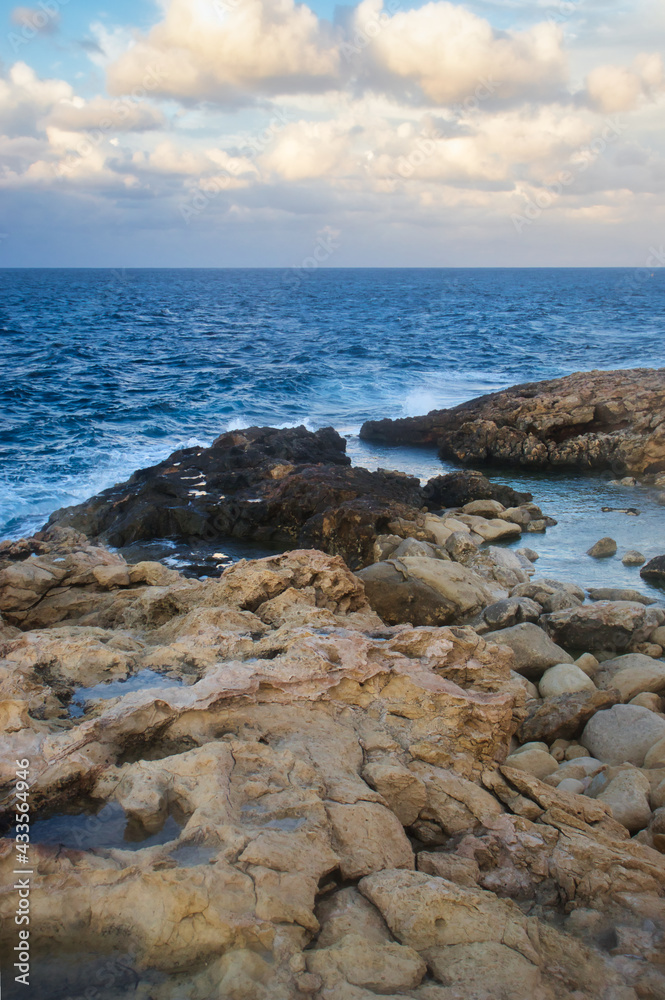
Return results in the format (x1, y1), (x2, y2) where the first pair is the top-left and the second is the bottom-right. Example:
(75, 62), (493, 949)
(539, 662), (597, 698)
(420, 470), (532, 509)
(587, 537), (618, 558)
(357, 556), (501, 626)
(595, 653), (665, 702)
(597, 770), (652, 833)
(623, 550), (646, 566)
(581, 704), (665, 765)
(642, 555), (665, 588)
(517, 688), (621, 743)
(587, 587), (655, 606)
(45, 425), (439, 570)
(361, 368), (665, 475)
(542, 601), (665, 654)
(483, 622), (574, 679)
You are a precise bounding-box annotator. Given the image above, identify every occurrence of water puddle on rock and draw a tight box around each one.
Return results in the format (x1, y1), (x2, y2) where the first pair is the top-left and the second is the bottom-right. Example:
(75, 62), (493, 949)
(12, 801), (181, 851)
(169, 843), (218, 867)
(0, 951), (167, 1000)
(118, 536), (279, 578)
(69, 668), (184, 717)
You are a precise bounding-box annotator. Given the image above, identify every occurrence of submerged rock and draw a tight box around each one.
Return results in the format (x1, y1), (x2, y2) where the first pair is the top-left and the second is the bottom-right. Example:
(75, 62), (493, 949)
(360, 367), (665, 474)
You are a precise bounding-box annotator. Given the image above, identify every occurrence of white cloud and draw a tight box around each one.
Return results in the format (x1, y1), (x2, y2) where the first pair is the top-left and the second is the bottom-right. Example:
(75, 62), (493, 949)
(585, 54), (664, 112)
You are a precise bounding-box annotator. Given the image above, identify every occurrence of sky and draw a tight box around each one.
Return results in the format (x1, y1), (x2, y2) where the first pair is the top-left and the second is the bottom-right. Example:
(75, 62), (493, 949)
(0, 0), (663, 266)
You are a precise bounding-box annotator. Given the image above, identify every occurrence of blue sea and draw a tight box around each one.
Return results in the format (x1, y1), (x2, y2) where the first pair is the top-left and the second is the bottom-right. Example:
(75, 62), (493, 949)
(2, 267), (664, 596)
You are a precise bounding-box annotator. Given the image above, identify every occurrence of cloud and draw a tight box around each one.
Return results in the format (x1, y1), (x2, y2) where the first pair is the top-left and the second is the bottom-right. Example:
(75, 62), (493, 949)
(585, 54), (664, 113)
(104, 0), (568, 108)
(354, 0), (568, 104)
(45, 97), (166, 133)
(106, 0), (340, 105)
(11, 5), (60, 35)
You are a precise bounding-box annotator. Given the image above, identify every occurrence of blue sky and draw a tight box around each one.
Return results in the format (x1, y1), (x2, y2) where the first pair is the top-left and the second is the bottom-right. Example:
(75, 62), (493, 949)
(0, 0), (663, 265)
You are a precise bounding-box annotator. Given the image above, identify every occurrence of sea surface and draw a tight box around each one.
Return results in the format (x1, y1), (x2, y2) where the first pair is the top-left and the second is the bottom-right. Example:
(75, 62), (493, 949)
(2, 267), (664, 597)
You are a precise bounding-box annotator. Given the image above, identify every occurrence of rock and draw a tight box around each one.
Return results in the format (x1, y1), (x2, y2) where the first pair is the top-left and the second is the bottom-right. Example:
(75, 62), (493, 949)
(517, 688), (621, 743)
(542, 601), (665, 653)
(623, 550), (646, 566)
(483, 622), (573, 679)
(647, 808), (665, 852)
(357, 557), (501, 627)
(360, 368), (665, 475)
(651, 626), (665, 647)
(641, 555), (665, 588)
(444, 531), (478, 563)
(558, 778), (586, 795)
(44, 425), (441, 571)
(575, 652), (600, 677)
(481, 597), (541, 631)
(538, 663), (597, 698)
(462, 499), (505, 517)
(503, 748), (559, 779)
(587, 587), (656, 606)
(587, 537), (618, 558)
(595, 654), (665, 702)
(417, 852), (481, 887)
(644, 736), (665, 768)
(630, 692), (663, 712)
(581, 704), (665, 765)
(306, 933), (427, 993)
(516, 546), (539, 562)
(634, 642), (664, 657)
(458, 516), (522, 542)
(420, 470), (533, 509)
(597, 770), (652, 833)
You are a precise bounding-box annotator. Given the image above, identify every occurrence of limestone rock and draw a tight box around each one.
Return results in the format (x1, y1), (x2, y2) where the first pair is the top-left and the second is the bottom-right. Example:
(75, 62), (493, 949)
(360, 368), (665, 476)
(483, 622), (573, 679)
(357, 556), (502, 627)
(539, 663), (597, 698)
(581, 704), (665, 765)
(543, 601), (665, 653)
(595, 653), (665, 702)
(623, 550), (646, 566)
(587, 537), (617, 558)
(597, 770), (652, 833)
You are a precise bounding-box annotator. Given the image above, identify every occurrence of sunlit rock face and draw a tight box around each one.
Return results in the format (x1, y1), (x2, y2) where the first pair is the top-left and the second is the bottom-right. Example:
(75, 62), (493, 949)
(1, 529), (665, 999)
(361, 367), (665, 475)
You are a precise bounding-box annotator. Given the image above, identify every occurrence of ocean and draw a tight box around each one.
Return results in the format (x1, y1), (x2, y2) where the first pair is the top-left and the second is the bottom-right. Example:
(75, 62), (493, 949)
(2, 267), (664, 596)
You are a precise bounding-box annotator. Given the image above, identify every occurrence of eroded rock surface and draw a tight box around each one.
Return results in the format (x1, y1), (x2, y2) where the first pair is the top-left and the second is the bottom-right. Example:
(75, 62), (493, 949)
(2, 530), (665, 999)
(361, 367), (665, 474)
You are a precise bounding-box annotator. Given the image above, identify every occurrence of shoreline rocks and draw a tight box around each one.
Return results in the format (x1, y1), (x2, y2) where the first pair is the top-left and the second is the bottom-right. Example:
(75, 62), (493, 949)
(360, 367), (665, 474)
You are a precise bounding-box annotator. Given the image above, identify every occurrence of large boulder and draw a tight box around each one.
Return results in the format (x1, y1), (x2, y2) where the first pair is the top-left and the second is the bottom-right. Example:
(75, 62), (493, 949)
(595, 653), (665, 702)
(483, 622), (573, 679)
(357, 556), (502, 626)
(542, 601), (665, 653)
(581, 704), (665, 765)
(360, 367), (665, 474)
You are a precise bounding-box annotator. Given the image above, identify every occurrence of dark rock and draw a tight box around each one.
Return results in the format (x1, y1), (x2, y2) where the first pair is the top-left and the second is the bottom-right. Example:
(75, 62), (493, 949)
(587, 537), (617, 559)
(587, 587), (655, 606)
(517, 688), (622, 743)
(641, 555), (665, 588)
(422, 471), (531, 509)
(360, 368), (665, 474)
(542, 601), (665, 653)
(46, 426), (427, 570)
(482, 598), (541, 630)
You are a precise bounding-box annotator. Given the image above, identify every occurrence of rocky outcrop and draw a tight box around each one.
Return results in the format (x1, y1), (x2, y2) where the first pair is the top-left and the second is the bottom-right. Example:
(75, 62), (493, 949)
(360, 367), (665, 474)
(2, 530), (665, 998)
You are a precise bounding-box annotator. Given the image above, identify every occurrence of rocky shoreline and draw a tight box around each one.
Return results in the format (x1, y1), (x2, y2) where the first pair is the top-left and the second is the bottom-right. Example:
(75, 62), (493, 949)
(3, 371), (665, 1000)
